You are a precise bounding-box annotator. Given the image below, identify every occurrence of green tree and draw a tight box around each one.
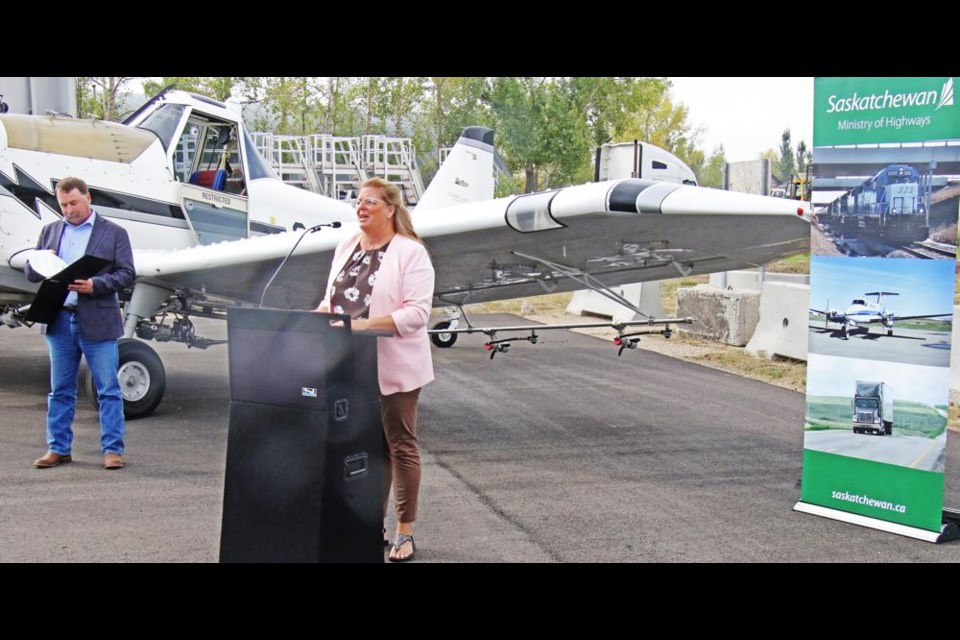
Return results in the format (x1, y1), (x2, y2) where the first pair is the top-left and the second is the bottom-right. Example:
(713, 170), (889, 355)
(316, 77), (365, 136)
(260, 77), (321, 135)
(484, 77), (590, 192)
(776, 128), (796, 182)
(622, 94), (704, 173)
(77, 77), (140, 121)
(698, 145), (726, 188)
(795, 139), (811, 175)
(568, 76), (670, 147)
(425, 77), (488, 150)
(142, 77), (236, 102)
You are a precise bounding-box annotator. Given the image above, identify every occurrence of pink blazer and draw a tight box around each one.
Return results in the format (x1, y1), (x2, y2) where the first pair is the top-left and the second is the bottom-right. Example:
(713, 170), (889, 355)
(322, 233), (435, 395)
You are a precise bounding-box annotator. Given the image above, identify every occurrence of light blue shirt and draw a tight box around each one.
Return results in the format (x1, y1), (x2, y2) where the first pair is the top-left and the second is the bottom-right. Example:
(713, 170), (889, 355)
(59, 210), (96, 307)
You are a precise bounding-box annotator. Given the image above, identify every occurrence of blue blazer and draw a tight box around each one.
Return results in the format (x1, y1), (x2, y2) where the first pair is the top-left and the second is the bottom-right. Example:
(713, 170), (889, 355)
(25, 213), (136, 341)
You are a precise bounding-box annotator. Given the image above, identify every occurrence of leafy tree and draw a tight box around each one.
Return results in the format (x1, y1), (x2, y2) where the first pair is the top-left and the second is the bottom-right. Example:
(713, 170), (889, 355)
(776, 128), (796, 182)
(795, 139), (811, 175)
(77, 77), (140, 121)
(483, 77), (590, 192)
(425, 77), (488, 150)
(568, 76), (669, 147)
(141, 77), (236, 102)
(260, 77), (320, 135)
(698, 145), (726, 188)
(316, 77), (365, 136)
(142, 77), (201, 98)
(622, 94), (704, 174)
(758, 148), (779, 165)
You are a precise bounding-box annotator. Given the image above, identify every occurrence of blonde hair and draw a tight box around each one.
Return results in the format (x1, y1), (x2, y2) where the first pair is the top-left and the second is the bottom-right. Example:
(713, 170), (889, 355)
(361, 178), (420, 241)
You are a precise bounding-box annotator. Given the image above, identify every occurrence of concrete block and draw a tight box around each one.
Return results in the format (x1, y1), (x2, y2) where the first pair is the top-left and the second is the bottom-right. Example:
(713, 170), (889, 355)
(676, 284), (760, 346)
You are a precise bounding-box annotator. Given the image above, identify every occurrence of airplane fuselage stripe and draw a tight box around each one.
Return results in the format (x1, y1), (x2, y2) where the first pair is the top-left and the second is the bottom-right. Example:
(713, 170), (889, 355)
(0, 164), (184, 221)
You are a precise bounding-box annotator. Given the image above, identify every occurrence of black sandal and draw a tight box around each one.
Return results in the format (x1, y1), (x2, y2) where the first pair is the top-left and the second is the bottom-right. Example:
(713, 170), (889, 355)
(389, 533), (416, 562)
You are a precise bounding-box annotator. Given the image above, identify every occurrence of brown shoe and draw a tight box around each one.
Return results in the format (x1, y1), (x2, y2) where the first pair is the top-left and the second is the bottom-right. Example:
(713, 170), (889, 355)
(103, 453), (124, 470)
(34, 452), (72, 468)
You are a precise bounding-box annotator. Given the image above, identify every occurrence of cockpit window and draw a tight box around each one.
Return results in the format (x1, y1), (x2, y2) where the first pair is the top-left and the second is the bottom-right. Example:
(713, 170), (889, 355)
(852, 299), (865, 305)
(242, 127), (278, 180)
(136, 104), (186, 151)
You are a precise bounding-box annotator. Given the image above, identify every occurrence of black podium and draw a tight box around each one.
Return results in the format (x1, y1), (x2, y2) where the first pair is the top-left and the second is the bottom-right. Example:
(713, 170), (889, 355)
(219, 308), (384, 563)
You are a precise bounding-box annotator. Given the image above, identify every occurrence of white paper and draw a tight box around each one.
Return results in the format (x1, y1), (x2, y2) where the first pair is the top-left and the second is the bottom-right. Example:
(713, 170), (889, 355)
(25, 250), (67, 279)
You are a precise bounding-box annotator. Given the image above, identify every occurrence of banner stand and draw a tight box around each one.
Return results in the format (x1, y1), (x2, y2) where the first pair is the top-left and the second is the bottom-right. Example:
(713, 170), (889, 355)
(794, 502), (960, 544)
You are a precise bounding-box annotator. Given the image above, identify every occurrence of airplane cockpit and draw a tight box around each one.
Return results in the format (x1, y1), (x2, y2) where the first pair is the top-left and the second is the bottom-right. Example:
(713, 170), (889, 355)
(133, 99), (247, 196)
(851, 299), (866, 306)
(175, 121), (246, 196)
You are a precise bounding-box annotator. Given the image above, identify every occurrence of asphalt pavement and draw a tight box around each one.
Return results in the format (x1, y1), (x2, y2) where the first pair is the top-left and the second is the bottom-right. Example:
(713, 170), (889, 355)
(1, 314), (957, 562)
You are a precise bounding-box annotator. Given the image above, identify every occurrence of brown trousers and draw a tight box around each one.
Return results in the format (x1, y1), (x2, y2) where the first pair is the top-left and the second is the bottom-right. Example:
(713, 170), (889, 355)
(380, 388), (422, 524)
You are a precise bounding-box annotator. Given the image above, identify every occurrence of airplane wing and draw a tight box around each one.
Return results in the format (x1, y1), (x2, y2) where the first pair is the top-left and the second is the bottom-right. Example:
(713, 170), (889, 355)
(132, 228), (342, 310)
(418, 178), (811, 305)
(883, 313), (952, 322)
(129, 177), (812, 313)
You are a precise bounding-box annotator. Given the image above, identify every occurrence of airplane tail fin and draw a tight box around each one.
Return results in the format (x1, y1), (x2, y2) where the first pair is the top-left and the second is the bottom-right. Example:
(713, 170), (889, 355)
(865, 291), (899, 304)
(415, 127), (495, 211)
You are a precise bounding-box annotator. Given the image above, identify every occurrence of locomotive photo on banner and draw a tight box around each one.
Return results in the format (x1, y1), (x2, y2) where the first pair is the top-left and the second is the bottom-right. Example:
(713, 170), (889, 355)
(797, 77), (960, 541)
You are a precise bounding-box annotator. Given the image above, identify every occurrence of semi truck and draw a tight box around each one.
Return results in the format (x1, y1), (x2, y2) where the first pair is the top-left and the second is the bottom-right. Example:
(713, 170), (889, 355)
(852, 380), (894, 436)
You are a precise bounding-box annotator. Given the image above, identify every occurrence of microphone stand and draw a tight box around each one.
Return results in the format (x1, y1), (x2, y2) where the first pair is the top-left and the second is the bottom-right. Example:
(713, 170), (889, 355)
(259, 222), (341, 309)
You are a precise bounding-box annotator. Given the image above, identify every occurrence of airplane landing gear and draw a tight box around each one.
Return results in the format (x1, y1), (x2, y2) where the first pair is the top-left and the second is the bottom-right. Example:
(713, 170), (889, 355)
(85, 339), (166, 420)
(430, 320), (458, 348)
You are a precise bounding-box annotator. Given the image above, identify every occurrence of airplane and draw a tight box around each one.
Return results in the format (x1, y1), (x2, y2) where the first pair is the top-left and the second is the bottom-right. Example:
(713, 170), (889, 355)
(809, 291), (952, 340)
(1, 88), (813, 419)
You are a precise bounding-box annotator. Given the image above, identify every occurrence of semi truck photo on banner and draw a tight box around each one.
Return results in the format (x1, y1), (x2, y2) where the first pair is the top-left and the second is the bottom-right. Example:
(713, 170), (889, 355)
(797, 76), (960, 542)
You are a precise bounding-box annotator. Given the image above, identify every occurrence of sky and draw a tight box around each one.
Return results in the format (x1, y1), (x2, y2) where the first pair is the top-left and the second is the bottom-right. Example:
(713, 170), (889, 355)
(667, 77), (814, 163)
(807, 353), (950, 405)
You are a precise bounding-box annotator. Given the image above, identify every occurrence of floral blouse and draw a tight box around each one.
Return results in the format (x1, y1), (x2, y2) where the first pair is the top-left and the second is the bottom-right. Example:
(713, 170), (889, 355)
(329, 240), (391, 320)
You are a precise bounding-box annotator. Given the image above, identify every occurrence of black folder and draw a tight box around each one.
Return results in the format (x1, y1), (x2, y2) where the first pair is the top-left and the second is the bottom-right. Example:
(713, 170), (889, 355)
(25, 255), (112, 324)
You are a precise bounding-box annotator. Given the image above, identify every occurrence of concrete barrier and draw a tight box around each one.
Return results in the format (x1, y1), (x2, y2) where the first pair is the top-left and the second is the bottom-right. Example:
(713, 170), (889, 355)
(565, 282), (665, 323)
(676, 285), (760, 346)
(745, 282), (810, 361)
(709, 270), (809, 291)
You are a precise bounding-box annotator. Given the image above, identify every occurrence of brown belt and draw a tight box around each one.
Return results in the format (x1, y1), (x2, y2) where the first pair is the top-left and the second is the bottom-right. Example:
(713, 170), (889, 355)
(62, 306), (78, 313)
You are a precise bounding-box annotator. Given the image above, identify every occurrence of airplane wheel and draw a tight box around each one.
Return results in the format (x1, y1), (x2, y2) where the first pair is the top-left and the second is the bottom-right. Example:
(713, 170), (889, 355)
(86, 339), (166, 420)
(887, 329), (893, 336)
(430, 321), (458, 348)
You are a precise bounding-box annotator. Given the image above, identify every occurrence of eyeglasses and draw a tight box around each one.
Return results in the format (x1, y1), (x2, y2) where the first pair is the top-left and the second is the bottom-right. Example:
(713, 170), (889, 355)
(356, 196), (387, 208)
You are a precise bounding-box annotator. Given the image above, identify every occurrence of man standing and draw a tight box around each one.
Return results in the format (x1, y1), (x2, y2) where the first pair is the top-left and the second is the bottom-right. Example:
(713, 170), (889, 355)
(25, 177), (135, 470)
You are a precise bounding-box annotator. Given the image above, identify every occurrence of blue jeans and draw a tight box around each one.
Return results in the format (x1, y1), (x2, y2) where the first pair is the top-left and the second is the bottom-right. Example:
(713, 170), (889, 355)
(45, 312), (124, 455)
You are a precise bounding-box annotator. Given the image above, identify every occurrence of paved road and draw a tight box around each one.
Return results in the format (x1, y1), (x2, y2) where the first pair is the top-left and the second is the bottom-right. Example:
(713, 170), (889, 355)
(809, 325), (951, 367)
(1, 314), (957, 562)
(804, 430), (947, 472)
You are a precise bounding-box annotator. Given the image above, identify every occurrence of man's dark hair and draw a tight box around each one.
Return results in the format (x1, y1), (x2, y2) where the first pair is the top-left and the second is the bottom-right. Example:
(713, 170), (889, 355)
(57, 176), (89, 195)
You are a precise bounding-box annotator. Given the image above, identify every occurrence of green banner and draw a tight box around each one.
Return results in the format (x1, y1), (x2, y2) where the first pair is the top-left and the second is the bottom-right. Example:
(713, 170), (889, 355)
(801, 450), (944, 532)
(814, 77), (960, 146)
(804, 76), (957, 540)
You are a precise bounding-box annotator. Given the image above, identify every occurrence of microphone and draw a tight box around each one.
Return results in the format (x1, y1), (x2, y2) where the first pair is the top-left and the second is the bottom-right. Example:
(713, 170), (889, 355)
(259, 222), (342, 309)
(307, 221), (341, 232)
